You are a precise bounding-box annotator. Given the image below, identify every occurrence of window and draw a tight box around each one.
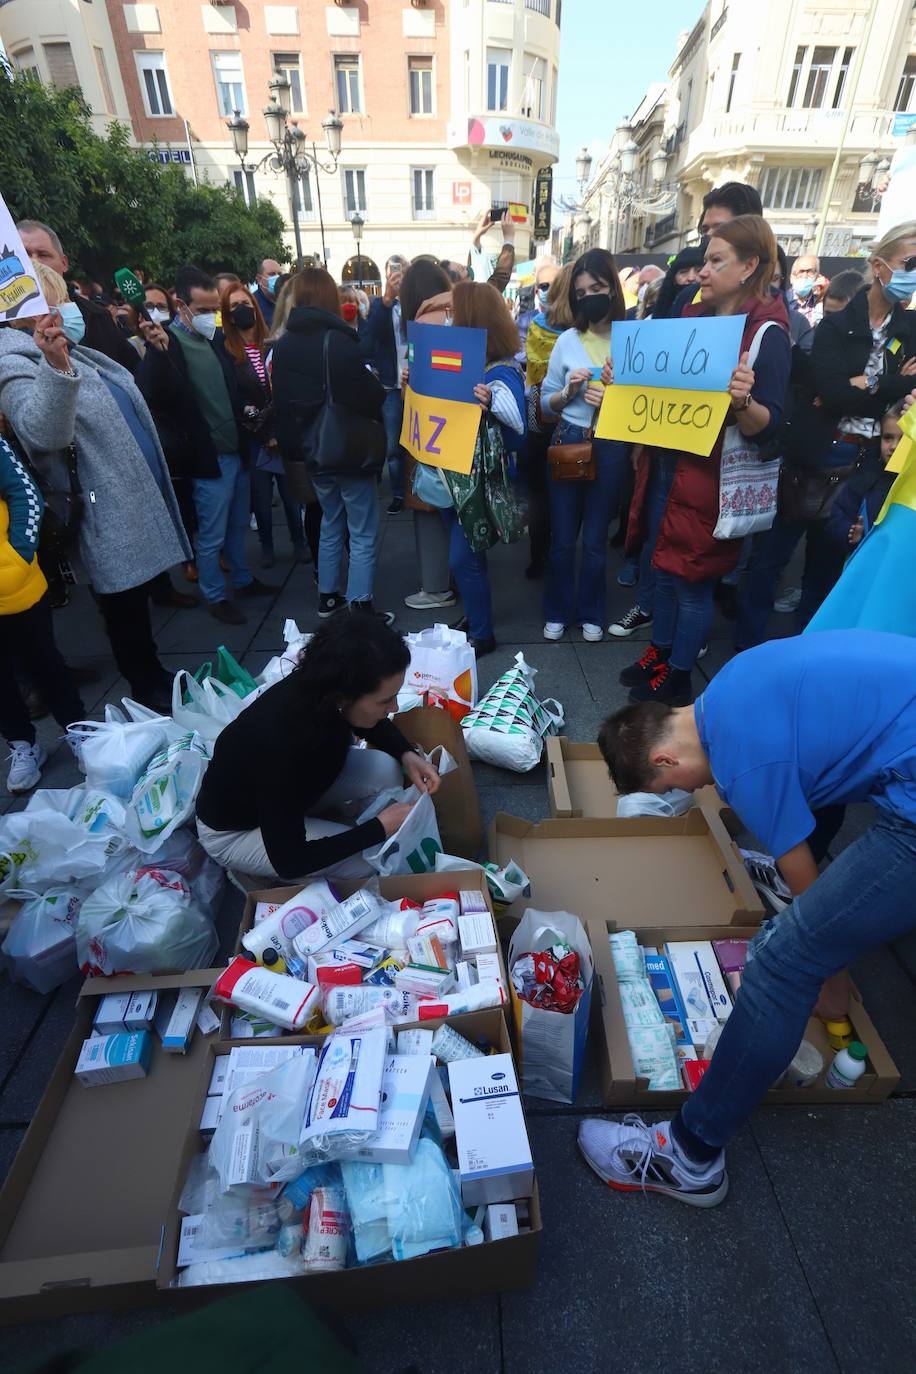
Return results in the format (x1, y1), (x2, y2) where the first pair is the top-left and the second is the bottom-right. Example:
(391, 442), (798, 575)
(895, 55), (916, 112)
(523, 55), (545, 119)
(550, 66), (558, 124)
(135, 51), (173, 116)
(833, 46), (853, 108)
(725, 52), (740, 113)
(408, 56), (433, 115)
(761, 165), (823, 211)
(43, 41), (78, 89)
(486, 47), (510, 112)
(212, 51), (246, 116)
(803, 46), (836, 108)
(232, 168), (256, 208)
(293, 169), (314, 219)
(343, 168), (367, 215)
(787, 45), (805, 107)
(11, 47), (40, 80)
(94, 45), (115, 114)
(412, 168), (435, 218)
(273, 52), (305, 114)
(555, 0), (562, 25)
(335, 55), (361, 114)
(525, 0), (550, 13)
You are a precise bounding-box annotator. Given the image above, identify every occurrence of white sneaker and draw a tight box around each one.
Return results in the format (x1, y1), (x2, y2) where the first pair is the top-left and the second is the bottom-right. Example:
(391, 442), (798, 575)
(578, 1115), (728, 1208)
(774, 586), (802, 613)
(6, 740), (47, 794)
(403, 589), (457, 610)
(581, 623), (603, 642)
(543, 622), (565, 641)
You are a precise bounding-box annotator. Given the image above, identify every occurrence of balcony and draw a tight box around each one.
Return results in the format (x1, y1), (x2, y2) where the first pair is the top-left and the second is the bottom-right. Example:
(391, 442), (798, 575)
(447, 114), (559, 163)
(680, 105), (896, 168)
(645, 211), (677, 246)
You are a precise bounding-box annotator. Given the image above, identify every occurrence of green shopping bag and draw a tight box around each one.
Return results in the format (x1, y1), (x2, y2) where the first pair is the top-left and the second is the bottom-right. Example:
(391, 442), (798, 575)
(191, 645), (259, 699)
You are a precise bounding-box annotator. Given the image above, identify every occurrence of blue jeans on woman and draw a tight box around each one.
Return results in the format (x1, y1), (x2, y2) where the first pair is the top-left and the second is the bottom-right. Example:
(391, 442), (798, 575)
(634, 454), (676, 615)
(440, 508), (492, 640)
(652, 570), (716, 671)
(311, 474), (379, 603)
(675, 811), (916, 1155)
(544, 423), (630, 628)
(736, 513), (844, 648)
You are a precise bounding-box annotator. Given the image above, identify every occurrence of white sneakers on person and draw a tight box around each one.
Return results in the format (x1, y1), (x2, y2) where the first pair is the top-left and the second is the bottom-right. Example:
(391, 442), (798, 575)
(577, 1115), (728, 1208)
(774, 586), (802, 613)
(404, 589), (457, 610)
(6, 740), (47, 794)
(543, 622), (565, 641)
(581, 623), (603, 642)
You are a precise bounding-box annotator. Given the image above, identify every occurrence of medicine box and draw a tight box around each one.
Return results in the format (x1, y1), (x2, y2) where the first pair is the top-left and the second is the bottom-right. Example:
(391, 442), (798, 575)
(397, 1029), (434, 1057)
(75, 1031), (151, 1087)
(154, 988), (204, 1053)
(643, 952), (691, 1047)
(124, 991), (158, 1033)
(352, 1053), (433, 1165)
(665, 941), (732, 1025)
(92, 993), (133, 1037)
(458, 912), (497, 959)
(448, 1052), (534, 1205)
(484, 1203), (519, 1242)
(475, 952), (503, 991)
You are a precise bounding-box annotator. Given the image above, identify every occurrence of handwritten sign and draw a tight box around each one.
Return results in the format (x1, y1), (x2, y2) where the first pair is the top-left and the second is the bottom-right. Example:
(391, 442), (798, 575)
(596, 314), (744, 457)
(400, 322), (487, 475)
(0, 190), (48, 322)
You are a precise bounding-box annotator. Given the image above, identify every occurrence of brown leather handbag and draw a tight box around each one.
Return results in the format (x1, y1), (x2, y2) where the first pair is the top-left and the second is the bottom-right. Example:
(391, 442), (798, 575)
(548, 428), (596, 482)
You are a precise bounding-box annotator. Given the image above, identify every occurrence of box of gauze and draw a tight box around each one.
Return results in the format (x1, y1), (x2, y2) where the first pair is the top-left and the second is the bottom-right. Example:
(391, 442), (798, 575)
(75, 1031), (151, 1087)
(353, 1053), (433, 1164)
(448, 1052), (533, 1205)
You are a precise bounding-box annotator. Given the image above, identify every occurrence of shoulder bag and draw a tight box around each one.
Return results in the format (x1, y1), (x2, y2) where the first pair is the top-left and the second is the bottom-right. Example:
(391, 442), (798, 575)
(713, 321), (782, 540)
(5, 427), (84, 558)
(299, 331), (386, 478)
(778, 461), (858, 524)
(547, 426), (596, 482)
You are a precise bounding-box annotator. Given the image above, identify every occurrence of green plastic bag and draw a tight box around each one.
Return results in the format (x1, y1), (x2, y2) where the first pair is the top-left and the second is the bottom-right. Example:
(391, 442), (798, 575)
(191, 645), (258, 699)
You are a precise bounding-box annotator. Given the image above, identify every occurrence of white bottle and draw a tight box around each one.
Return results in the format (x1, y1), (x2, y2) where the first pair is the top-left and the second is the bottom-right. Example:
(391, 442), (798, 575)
(825, 1041), (867, 1089)
(211, 957), (320, 1031)
(242, 880), (340, 962)
(416, 979), (505, 1020)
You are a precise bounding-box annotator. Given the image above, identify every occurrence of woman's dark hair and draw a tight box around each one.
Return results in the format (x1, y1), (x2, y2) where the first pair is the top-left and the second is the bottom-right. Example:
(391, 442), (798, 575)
(597, 701), (675, 794)
(568, 249), (626, 331)
(399, 260), (452, 337)
(288, 267), (340, 316)
(653, 246), (704, 320)
(294, 614), (410, 708)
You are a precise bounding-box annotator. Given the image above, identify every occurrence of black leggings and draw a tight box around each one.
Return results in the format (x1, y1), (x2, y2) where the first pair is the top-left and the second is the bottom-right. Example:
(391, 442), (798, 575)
(1, 595), (85, 744)
(92, 580), (167, 696)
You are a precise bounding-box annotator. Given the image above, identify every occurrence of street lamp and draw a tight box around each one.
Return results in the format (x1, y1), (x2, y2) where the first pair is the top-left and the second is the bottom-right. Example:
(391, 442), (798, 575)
(650, 147), (668, 186)
(575, 146), (593, 190)
(350, 211), (364, 289)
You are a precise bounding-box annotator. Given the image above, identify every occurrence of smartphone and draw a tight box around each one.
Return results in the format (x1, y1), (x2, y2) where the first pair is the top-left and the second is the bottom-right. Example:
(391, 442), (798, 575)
(490, 202), (509, 221)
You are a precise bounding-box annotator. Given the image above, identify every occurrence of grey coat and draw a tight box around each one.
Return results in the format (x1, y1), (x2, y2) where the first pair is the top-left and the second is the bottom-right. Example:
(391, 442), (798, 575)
(0, 330), (191, 594)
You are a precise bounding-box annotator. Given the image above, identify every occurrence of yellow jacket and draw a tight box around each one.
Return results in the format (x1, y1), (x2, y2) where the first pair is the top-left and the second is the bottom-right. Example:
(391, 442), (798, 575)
(0, 434), (47, 615)
(0, 498), (46, 615)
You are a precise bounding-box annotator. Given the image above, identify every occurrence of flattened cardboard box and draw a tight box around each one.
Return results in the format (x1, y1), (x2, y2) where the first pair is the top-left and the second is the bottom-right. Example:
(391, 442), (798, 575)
(588, 920), (899, 1107)
(489, 810), (763, 927)
(221, 870), (510, 1044)
(0, 974), (539, 1322)
(545, 736), (737, 832)
(394, 704), (483, 860)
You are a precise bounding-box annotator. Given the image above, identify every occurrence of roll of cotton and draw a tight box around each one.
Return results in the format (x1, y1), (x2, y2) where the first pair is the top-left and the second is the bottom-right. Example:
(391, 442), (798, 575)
(608, 931), (645, 982)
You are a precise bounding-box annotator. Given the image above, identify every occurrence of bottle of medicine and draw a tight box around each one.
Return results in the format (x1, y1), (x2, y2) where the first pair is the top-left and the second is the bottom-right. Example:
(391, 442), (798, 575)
(823, 1018), (854, 1051)
(285, 953), (308, 980)
(261, 947), (288, 975)
(825, 1041), (867, 1089)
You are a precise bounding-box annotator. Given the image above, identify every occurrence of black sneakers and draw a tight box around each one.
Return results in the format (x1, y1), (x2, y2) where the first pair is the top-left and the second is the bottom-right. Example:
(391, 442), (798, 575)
(318, 592), (347, 618)
(609, 605), (653, 638)
(629, 661), (694, 705)
(349, 600), (396, 627)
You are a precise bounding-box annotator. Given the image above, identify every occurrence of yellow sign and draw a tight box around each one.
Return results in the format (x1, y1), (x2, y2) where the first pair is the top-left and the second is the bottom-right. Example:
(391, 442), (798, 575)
(595, 385), (731, 457)
(399, 385), (481, 476)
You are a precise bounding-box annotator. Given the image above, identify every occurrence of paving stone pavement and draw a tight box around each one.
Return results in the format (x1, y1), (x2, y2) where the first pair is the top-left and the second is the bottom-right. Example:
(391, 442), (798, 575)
(2, 504), (915, 1373)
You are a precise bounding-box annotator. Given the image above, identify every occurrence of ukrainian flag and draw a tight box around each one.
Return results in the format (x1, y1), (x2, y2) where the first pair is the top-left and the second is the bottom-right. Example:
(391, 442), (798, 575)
(806, 436), (916, 636)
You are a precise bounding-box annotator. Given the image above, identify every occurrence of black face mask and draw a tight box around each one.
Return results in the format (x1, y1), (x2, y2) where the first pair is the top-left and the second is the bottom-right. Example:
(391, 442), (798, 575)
(230, 304), (257, 330)
(579, 293), (611, 325)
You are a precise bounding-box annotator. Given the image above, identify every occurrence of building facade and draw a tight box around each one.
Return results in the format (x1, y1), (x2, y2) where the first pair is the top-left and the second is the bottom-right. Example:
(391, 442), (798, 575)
(566, 0), (916, 261)
(0, 0), (561, 282)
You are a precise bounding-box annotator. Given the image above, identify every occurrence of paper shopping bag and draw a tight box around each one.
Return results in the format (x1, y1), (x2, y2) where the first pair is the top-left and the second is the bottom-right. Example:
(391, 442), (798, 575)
(404, 624), (478, 722)
(508, 908), (593, 1104)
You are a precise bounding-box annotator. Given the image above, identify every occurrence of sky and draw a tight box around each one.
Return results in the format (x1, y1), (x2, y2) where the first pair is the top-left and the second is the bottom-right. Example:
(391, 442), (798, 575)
(552, 0), (704, 202)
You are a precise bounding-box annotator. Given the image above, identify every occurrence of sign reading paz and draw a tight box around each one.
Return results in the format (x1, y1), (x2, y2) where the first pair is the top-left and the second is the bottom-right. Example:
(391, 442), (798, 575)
(400, 322), (487, 475)
(0, 189), (48, 322)
(596, 315), (745, 457)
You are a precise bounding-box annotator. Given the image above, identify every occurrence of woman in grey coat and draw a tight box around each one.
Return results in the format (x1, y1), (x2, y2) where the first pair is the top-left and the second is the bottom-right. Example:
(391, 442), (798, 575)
(0, 265), (191, 711)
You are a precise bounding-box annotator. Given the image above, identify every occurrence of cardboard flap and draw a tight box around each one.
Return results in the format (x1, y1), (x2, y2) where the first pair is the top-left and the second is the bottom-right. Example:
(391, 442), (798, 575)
(545, 737), (730, 823)
(545, 737), (575, 818)
(0, 1246), (158, 1300)
(394, 706), (483, 860)
(489, 812), (763, 927)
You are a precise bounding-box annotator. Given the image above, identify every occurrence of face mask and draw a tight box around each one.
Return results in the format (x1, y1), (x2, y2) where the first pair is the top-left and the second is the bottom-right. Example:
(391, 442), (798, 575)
(579, 292), (611, 325)
(230, 304), (256, 330)
(148, 307), (171, 326)
(266, 274), (280, 295)
(793, 278), (815, 299)
(537, 285), (550, 304)
(116, 315), (133, 334)
(56, 301), (85, 345)
(358, 299), (369, 319)
(341, 301), (359, 323)
(190, 311), (217, 341)
(881, 268), (916, 305)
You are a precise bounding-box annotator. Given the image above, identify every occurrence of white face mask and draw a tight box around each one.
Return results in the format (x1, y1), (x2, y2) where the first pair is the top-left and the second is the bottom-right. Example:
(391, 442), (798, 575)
(148, 307), (171, 326)
(190, 311), (217, 340)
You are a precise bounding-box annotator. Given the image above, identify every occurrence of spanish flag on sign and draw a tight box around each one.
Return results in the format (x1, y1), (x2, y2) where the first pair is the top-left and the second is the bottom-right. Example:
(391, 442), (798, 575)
(431, 350), (463, 372)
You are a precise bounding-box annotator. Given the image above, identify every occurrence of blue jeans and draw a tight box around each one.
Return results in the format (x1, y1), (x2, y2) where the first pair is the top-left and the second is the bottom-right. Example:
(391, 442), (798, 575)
(440, 507), (492, 640)
(251, 459), (304, 553)
(311, 473), (379, 603)
(635, 454), (676, 615)
(192, 454), (252, 604)
(678, 812), (916, 1152)
(544, 425), (630, 627)
(721, 533), (753, 588)
(736, 513), (844, 648)
(382, 390), (406, 501)
(652, 570), (716, 670)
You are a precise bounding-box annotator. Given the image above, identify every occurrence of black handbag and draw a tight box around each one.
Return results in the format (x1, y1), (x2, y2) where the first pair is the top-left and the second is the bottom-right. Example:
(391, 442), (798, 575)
(6, 429), (84, 558)
(298, 331), (386, 478)
(778, 462), (857, 523)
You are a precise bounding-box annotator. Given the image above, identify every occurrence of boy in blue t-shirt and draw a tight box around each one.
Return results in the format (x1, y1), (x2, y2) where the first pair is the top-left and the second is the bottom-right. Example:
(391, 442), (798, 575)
(580, 630), (916, 1208)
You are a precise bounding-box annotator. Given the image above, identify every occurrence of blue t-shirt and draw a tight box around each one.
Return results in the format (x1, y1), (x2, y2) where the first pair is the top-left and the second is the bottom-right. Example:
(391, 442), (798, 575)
(695, 631), (916, 858)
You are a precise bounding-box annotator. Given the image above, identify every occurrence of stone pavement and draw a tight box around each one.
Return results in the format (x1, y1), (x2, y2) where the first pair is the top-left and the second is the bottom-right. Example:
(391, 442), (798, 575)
(3, 503), (916, 1373)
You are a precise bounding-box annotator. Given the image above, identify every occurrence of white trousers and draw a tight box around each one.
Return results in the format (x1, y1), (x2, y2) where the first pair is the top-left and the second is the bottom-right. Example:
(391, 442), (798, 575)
(197, 746), (403, 882)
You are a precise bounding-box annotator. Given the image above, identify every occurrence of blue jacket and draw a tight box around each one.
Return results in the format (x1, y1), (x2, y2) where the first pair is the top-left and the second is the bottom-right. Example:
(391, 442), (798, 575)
(253, 286), (276, 330)
(825, 462), (895, 552)
(361, 296), (400, 388)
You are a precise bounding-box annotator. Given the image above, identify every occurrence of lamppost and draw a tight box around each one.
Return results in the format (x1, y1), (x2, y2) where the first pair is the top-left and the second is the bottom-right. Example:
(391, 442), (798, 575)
(607, 123), (639, 254)
(350, 211), (364, 289)
(227, 79), (343, 268)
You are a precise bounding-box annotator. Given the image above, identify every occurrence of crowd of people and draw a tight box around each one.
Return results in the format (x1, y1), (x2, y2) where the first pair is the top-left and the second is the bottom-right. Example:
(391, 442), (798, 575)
(1, 192), (914, 796)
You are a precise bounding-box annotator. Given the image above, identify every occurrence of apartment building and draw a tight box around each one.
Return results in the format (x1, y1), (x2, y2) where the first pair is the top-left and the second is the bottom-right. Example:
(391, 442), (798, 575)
(0, 0), (561, 281)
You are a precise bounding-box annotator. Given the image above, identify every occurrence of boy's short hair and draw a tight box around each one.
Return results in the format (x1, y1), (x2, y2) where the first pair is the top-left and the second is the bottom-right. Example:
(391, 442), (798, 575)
(883, 399), (907, 423)
(597, 702), (677, 794)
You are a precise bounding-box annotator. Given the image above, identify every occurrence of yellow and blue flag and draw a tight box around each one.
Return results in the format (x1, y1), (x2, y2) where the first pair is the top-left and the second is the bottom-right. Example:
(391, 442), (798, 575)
(400, 322), (486, 475)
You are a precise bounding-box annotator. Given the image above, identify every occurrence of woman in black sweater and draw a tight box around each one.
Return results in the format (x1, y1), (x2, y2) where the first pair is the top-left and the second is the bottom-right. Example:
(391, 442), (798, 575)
(195, 616), (440, 882)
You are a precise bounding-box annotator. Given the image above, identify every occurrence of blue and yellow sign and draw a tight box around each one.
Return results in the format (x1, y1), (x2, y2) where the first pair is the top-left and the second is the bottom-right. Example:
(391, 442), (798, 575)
(0, 189), (47, 322)
(400, 322), (487, 475)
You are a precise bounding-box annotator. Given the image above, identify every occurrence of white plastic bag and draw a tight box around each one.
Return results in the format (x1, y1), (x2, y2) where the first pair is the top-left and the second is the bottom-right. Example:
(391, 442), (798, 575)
(461, 653), (563, 771)
(209, 1054), (319, 1190)
(433, 852), (531, 907)
(508, 908), (594, 1104)
(134, 825), (225, 910)
(403, 624), (478, 721)
(0, 808), (116, 895)
(256, 619), (312, 688)
(364, 791), (442, 878)
(170, 671), (251, 748)
(2, 886), (83, 993)
(124, 732), (209, 852)
(616, 788), (695, 818)
(75, 867), (218, 975)
(66, 711), (169, 799)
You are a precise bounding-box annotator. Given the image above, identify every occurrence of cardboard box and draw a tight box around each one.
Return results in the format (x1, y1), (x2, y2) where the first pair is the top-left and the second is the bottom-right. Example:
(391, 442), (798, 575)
(394, 705), (483, 860)
(0, 985), (540, 1322)
(588, 921), (900, 1107)
(489, 811), (763, 927)
(546, 736), (734, 829)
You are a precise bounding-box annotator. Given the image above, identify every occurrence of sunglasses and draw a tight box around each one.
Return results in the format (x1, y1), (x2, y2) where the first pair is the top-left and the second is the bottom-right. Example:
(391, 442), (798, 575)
(881, 255), (916, 273)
